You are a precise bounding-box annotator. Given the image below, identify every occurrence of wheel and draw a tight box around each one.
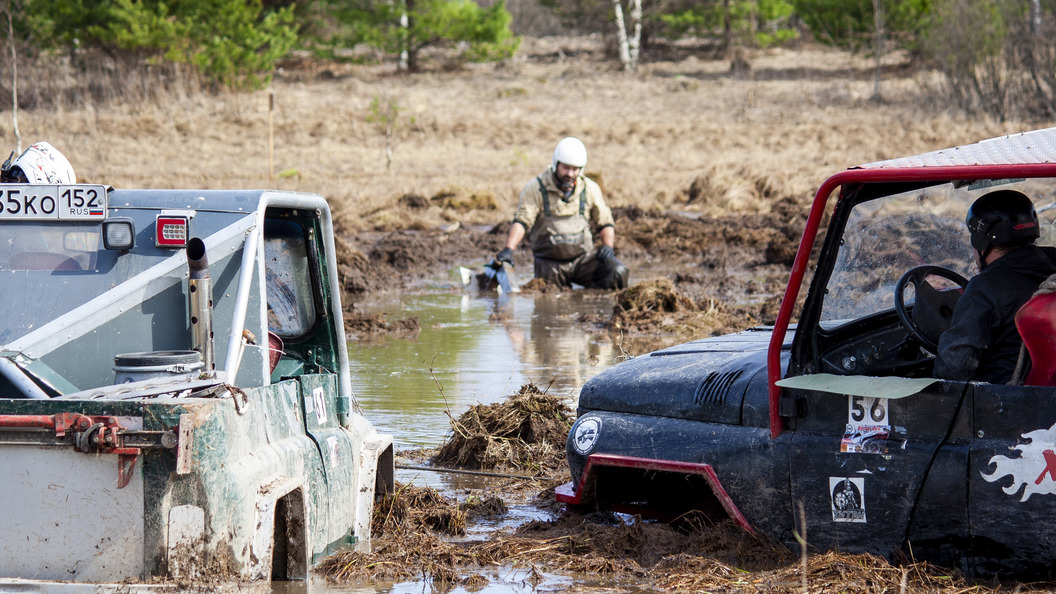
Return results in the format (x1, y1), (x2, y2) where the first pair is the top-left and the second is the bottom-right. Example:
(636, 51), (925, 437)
(894, 265), (969, 353)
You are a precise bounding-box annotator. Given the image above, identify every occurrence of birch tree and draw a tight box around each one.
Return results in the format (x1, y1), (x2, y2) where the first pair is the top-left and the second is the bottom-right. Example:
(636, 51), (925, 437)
(0, 0), (23, 153)
(612, 0), (643, 72)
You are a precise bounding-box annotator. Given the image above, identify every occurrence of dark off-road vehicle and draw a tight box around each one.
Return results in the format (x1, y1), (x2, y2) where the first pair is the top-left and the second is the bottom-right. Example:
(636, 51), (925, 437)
(560, 127), (1056, 578)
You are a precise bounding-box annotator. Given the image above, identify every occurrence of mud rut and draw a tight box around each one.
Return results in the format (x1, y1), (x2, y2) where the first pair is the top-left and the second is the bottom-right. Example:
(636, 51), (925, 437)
(325, 210), (1043, 592)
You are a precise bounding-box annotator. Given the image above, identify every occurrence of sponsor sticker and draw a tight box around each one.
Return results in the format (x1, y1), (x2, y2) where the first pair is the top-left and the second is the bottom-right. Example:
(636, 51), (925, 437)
(842, 395), (890, 454)
(982, 422), (1056, 501)
(572, 416), (602, 455)
(830, 477), (867, 523)
(326, 436), (341, 465)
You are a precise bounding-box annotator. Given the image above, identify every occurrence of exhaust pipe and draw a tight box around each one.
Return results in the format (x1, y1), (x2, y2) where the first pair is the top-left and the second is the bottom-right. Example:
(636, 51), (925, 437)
(186, 238), (214, 372)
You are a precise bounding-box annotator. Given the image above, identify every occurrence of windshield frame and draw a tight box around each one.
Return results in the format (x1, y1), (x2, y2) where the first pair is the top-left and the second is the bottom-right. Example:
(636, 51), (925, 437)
(769, 163), (1056, 438)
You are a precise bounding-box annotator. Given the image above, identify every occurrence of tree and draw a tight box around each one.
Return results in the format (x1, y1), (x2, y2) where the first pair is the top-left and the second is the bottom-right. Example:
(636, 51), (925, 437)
(919, 0), (1056, 121)
(659, 0), (796, 50)
(16, 0), (297, 90)
(93, 0), (297, 89)
(0, 0), (25, 152)
(793, 0), (929, 54)
(612, 0), (643, 71)
(323, 0), (518, 72)
(920, 0), (1007, 117)
(794, 0), (928, 100)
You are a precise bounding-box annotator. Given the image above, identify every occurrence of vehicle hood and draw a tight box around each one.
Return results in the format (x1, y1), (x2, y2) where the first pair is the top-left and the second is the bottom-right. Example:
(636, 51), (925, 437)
(578, 326), (790, 426)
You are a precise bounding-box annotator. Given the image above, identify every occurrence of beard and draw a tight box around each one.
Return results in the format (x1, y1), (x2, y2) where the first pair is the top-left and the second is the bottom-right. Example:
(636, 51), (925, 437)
(554, 171), (575, 192)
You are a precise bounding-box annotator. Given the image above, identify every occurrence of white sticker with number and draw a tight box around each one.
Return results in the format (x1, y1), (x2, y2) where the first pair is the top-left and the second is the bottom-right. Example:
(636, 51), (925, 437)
(841, 395), (890, 454)
(312, 386), (327, 425)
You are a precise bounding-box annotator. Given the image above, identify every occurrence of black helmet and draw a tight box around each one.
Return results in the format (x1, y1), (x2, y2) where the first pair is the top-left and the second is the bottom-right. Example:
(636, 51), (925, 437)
(966, 189), (1039, 254)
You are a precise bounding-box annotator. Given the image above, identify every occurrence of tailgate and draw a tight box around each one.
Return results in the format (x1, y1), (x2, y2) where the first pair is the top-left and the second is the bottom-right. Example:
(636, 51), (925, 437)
(0, 413), (151, 581)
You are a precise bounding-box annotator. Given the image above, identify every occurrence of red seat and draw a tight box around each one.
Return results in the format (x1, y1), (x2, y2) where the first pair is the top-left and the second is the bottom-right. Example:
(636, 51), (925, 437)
(1015, 292), (1056, 386)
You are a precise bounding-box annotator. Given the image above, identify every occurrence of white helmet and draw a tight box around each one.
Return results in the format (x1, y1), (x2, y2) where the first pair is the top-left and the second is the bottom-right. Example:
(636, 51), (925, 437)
(552, 137), (587, 169)
(1, 142), (76, 184)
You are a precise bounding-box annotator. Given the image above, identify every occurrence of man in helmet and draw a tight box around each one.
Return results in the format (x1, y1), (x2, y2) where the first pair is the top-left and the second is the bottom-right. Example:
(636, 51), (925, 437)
(0, 142), (77, 184)
(935, 189), (1056, 383)
(494, 137), (629, 289)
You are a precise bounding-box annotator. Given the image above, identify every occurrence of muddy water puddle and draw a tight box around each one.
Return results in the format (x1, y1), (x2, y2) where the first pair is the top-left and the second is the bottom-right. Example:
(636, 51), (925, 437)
(282, 264), (689, 593)
(348, 276), (618, 455)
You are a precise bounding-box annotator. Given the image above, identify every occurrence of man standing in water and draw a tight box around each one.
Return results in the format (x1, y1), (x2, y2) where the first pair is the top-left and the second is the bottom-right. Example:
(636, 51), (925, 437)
(494, 137), (629, 289)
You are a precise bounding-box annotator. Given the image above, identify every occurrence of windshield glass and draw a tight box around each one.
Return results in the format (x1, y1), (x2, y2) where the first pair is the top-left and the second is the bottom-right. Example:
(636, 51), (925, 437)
(820, 178), (1056, 328)
(0, 211), (249, 347)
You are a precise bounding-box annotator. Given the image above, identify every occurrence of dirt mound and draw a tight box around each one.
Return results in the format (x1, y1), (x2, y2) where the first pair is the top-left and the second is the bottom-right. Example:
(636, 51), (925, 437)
(429, 186), (500, 211)
(333, 235), (382, 297)
(343, 310), (420, 341)
(518, 277), (563, 293)
(613, 278), (695, 318)
(432, 383), (573, 475)
(372, 482), (467, 538)
(460, 495), (508, 520)
(606, 279), (756, 347)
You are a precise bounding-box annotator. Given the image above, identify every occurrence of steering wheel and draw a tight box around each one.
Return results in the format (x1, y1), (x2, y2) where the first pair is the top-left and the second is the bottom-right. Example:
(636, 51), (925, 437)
(894, 265), (969, 353)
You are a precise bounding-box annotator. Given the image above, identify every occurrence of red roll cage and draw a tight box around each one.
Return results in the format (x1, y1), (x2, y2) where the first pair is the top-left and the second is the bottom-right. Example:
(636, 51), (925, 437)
(767, 161), (1056, 438)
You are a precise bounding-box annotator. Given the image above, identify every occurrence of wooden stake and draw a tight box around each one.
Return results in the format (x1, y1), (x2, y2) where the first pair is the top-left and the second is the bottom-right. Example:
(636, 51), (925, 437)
(268, 89), (275, 181)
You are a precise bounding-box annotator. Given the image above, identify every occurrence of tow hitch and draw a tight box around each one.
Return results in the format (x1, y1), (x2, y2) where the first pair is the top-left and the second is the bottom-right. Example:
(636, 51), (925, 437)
(0, 413), (178, 488)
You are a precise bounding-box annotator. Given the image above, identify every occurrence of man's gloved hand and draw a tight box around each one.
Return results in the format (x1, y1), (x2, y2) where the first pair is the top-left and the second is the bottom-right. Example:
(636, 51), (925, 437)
(597, 245), (615, 262)
(495, 247), (514, 266)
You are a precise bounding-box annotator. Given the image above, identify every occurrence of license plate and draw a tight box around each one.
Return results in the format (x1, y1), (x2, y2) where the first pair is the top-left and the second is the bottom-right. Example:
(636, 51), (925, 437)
(0, 184), (108, 220)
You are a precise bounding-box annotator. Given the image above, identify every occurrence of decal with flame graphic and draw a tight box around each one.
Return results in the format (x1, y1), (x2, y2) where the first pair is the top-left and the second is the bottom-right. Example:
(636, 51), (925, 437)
(981, 422), (1056, 502)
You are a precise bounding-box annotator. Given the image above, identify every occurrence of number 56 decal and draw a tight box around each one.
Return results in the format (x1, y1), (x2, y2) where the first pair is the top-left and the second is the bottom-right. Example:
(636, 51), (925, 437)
(842, 396), (890, 454)
(850, 395), (888, 424)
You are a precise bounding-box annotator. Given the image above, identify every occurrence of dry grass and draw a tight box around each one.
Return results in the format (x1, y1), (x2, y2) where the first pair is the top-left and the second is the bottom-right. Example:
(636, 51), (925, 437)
(0, 37), (1027, 240)
(323, 480), (1045, 593)
(432, 382), (573, 475)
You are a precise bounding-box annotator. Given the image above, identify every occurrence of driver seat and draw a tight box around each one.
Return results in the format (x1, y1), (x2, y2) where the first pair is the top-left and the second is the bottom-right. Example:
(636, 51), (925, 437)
(1015, 292), (1056, 386)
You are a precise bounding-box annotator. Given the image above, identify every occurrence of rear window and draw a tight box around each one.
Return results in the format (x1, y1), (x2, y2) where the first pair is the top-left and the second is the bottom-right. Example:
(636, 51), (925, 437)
(264, 219), (317, 338)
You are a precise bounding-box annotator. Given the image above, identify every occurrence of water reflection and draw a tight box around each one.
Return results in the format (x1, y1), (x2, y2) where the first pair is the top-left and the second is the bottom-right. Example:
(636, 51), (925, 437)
(275, 569), (625, 593)
(348, 281), (616, 452)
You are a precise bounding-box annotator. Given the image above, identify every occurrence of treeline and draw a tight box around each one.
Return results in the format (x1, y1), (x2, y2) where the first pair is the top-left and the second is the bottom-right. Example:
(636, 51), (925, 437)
(3, 0), (1056, 120)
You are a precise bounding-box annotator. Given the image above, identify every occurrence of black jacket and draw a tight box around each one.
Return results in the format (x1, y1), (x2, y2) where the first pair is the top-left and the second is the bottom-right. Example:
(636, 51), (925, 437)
(935, 244), (1056, 383)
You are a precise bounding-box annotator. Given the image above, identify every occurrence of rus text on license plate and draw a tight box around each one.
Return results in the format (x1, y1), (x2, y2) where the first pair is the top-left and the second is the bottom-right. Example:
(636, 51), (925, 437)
(0, 184), (108, 220)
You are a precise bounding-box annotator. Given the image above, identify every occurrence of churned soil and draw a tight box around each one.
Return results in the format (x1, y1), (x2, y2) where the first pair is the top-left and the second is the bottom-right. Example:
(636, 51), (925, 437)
(335, 203), (805, 340)
(321, 387), (1040, 593)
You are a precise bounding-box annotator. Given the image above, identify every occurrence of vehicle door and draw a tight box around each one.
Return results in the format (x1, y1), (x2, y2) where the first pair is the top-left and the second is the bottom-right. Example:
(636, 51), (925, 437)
(784, 377), (970, 558)
(263, 213), (357, 556)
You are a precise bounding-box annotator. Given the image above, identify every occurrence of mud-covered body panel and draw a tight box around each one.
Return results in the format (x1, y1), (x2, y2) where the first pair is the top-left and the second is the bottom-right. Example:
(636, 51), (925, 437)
(577, 327), (780, 426)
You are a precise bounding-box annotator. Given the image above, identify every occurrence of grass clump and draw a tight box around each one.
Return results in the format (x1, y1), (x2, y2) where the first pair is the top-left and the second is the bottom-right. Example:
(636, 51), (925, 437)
(432, 383), (573, 475)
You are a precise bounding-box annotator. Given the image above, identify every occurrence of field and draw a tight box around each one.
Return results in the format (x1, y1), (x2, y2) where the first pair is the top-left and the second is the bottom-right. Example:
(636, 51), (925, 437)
(3, 36), (1026, 235)
(4, 37), (1032, 309)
